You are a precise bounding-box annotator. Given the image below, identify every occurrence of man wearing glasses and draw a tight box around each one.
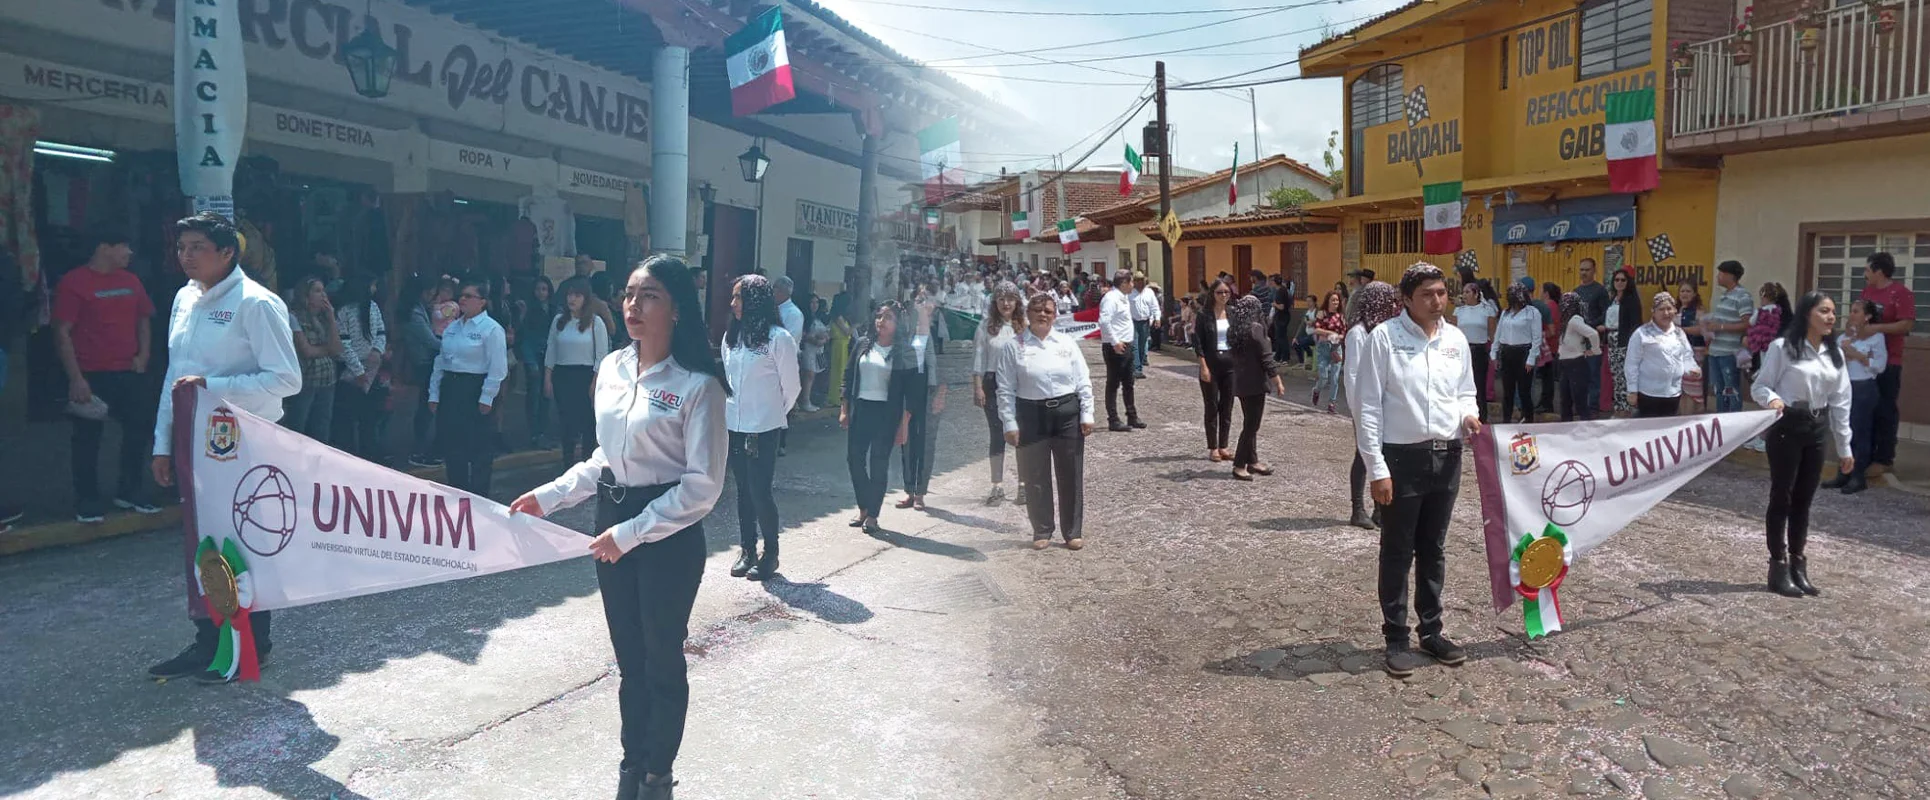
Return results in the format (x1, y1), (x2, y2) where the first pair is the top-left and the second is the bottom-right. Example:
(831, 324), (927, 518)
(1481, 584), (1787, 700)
(147, 211), (302, 685)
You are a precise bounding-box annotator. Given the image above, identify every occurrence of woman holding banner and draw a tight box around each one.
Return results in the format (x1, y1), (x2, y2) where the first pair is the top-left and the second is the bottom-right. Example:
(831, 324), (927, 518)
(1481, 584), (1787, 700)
(511, 255), (728, 800)
(1750, 291), (1853, 599)
(1624, 292), (1700, 418)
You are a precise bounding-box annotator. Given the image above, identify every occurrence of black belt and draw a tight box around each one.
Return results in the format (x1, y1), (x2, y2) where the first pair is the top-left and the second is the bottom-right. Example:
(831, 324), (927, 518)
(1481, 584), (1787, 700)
(596, 469), (678, 506)
(1019, 393), (1079, 409)
(1384, 439), (1462, 452)
(1783, 406), (1828, 420)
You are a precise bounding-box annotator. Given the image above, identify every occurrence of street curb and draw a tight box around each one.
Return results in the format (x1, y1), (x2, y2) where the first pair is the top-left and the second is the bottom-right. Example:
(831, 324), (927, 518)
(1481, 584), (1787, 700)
(0, 448), (567, 558)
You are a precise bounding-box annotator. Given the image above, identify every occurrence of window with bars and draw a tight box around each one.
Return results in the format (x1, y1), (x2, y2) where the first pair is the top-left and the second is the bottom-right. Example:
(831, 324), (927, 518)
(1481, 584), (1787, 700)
(1348, 65), (1404, 131)
(1578, 0), (1652, 80)
(1363, 218), (1423, 255)
(1813, 232), (1930, 334)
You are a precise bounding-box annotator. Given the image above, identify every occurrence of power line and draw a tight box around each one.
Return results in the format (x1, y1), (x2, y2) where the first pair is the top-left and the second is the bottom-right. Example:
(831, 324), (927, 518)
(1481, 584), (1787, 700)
(882, 14), (1376, 70)
(837, 0), (1322, 16)
(1174, 6), (1582, 90)
(869, 20), (1249, 100)
(885, 2), (1346, 64)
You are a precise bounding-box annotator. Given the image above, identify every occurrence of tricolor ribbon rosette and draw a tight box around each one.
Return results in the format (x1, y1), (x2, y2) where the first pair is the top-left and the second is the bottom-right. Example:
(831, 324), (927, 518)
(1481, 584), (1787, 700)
(193, 536), (261, 682)
(1508, 524), (1572, 639)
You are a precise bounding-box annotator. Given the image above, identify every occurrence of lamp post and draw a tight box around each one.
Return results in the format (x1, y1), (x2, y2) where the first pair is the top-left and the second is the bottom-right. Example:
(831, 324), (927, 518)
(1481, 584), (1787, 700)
(341, 13), (398, 100)
(739, 140), (770, 275)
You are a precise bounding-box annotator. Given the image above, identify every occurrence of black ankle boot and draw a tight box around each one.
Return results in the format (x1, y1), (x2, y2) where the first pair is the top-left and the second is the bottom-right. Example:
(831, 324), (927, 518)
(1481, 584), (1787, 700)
(729, 547), (757, 578)
(639, 772), (675, 800)
(616, 768), (642, 800)
(1789, 555), (1820, 596)
(1820, 471), (1851, 489)
(1349, 506), (1375, 530)
(746, 547), (780, 582)
(1767, 559), (1805, 597)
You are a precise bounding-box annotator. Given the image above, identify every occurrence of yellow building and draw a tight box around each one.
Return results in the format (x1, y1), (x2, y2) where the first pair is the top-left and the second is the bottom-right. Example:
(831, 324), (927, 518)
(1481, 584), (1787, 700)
(1298, 0), (1721, 302)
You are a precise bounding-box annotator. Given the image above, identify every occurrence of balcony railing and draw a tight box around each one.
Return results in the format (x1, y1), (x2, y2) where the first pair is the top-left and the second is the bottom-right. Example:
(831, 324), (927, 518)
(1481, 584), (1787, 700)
(1670, 0), (1930, 137)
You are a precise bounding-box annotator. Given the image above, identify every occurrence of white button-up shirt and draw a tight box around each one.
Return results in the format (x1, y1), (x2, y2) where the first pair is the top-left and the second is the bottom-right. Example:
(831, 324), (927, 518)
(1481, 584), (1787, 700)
(429, 313), (510, 406)
(1489, 307), (1543, 364)
(1099, 288), (1134, 344)
(1132, 287), (1160, 321)
(1624, 322), (1697, 398)
(995, 327), (1096, 433)
(1558, 316), (1601, 360)
(1454, 300), (1497, 345)
(722, 326), (800, 434)
(154, 267), (301, 456)
(778, 300), (804, 342)
(1343, 324), (1368, 417)
(1845, 332), (1888, 382)
(531, 350), (728, 552)
(1751, 337), (1854, 459)
(1354, 312), (1480, 481)
(972, 322), (1018, 375)
(546, 314), (610, 368)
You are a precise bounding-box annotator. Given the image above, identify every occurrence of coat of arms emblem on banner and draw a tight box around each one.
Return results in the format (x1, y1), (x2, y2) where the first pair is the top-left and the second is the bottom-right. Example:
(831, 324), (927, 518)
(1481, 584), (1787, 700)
(1509, 432), (1540, 475)
(207, 407), (240, 461)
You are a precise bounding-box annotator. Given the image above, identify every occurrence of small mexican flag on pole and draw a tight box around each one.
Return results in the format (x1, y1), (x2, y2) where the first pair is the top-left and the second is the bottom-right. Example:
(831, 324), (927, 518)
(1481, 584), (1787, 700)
(1057, 219), (1081, 254)
(1227, 142), (1240, 208)
(1120, 142), (1142, 196)
(725, 8), (796, 117)
(918, 117), (963, 206)
(1422, 181), (1463, 254)
(1603, 88), (1659, 193)
(1011, 211), (1031, 239)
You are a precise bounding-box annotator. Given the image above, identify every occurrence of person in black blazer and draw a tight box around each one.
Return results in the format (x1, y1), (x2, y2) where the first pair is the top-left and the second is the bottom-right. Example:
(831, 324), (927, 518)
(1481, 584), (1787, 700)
(838, 301), (936, 532)
(1193, 280), (1236, 463)
(1225, 295), (1285, 480)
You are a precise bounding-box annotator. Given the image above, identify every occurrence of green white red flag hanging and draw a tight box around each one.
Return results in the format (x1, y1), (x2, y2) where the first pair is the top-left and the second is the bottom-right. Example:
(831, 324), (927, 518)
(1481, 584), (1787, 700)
(1509, 525), (1571, 639)
(1227, 142), (1240, 208)
(1422, 181), (1463, 254)
(194, 536), (260, 682)
(918, 117), (963, 205)
(1057, 219), (1081, 254)
(1121, 143), (1142, 196)
(1011, 211), (1031, 239)
(726, 8), (796, 117)
(1603, 88), (1659, 193)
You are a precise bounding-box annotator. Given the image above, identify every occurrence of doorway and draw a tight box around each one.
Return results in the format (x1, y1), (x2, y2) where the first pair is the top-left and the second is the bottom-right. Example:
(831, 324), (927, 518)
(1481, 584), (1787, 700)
(707, 204), (759, 341)
(784, 237), (814, 298)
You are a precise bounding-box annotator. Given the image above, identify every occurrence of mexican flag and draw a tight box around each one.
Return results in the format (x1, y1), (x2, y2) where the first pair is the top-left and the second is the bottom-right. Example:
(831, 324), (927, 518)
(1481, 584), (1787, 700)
(1603, 88), (1659, 193)
(1227, 142), (1240, 207)
(725, 8), (796, 117)
(924, 207), (940, 230)
(918, 117), (963, 205)
(1011, 211), (1031, 239)
(1422, 181), (1463, 254)
(1120, 143), (1142, 196)
(1057, 219), (1081, 254)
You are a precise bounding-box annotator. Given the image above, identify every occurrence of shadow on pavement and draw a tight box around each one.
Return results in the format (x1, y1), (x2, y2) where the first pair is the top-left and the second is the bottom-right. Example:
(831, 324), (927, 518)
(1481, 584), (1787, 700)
(864, 525), (988, 562)
(761, 578), (875, 625)
(1208, 636), (1516, 684)
(1636, 579), (1762, 600)
(1250, 517), (1357, 532)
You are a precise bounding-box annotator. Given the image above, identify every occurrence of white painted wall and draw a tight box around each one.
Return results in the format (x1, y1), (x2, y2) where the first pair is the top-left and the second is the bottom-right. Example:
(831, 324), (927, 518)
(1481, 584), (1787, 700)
(1172, 162), (1335, 220)
(689, 118), (862, 297)
(1713, 133), (1930, 290)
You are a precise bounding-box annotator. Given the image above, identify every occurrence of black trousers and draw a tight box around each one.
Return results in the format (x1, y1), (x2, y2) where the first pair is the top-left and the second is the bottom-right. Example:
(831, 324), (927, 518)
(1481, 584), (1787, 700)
(1873, 364), (1902, 466)
(980, 374), (1008, 484)
(594, 478), (705, 778)
(1198, 351), (1233, 450)
(1848, 379), (1878, 479)
(1536, 362), (1558, 411)
(1557, 358), (1595, 422)
(411, 360), (437, 457)
(1101, 343), (1138, 423)
(901, 391), (935, 496)
(552, 365), (597, 464)
(729, 430), (782, 551)
(1351, 450), (1368, 511)
(847, 399), (896, 518)
(1233, 394), (1266, 468)
(1468, 348), (1492, 423)
(1634, 393), (1680, 418)
(1015, 396), (1084, 541)
(331, 381), (386, 461)
(436, 372), (496, 496)
(1377, 443), (1461, 644)
(1765, 412), (1826, 561)
(1497, 344), (1534, 424)
(70, 370), (151, 503)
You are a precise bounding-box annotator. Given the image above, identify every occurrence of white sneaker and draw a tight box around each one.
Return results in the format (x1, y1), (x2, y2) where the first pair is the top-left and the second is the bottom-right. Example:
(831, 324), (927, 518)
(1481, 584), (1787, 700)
(1745, 438), (1766, 452)
(800, 403), (820, 413)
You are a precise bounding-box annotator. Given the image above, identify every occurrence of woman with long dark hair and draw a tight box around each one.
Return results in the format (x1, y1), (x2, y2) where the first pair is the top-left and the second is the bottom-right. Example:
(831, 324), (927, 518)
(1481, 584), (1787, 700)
(283, 276), (342, 441)
(1491, 282), (1544, 424)
(1226, 295), (1285, 480)
(1343, 281), (1401, 529)
(895, 299), (945, 512)
(548, 281), (611, 465)
(1556, 292), (1602, 422)
(1677, 279), (1707, 411)
(1624, 291), (1699, 417)
(429, 279), (509, 496)
(973, 283), (1024, 504)
(1194, 279), (1236, 462)
(1310, 291), (1347, 412)
(841, 302), (915, 533)
(723, 274), (800, 581)
(1604, 267), (1642, 416)
(333, 272), (389, 460)
(998, 292), (1095, 550)
(511, 255), (729, 800)
(1453, 280), (1498, 422)
(1751, 291), (1853, 599)
(1823, 299), (1886, 494)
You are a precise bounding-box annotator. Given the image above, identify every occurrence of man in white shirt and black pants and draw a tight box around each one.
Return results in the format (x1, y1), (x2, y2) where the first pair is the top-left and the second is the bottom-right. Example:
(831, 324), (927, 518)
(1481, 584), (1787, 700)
(1099, 269), (1144, 432)
(1355, 263), (1480, 678)
(1130, 272), (1157, 379)
(147, 212), (303, 684)
(775, 276), (804, 456)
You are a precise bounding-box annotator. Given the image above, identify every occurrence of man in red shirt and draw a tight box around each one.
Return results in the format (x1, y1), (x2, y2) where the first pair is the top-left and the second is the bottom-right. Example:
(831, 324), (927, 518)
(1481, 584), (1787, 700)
(54, 229), (159, 523)
(1860, 252), (1917, 476)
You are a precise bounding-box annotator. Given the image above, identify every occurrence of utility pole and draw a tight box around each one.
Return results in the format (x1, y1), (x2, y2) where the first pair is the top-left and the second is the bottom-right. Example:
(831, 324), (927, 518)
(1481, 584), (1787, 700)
(1249, 87), (1261, 165)
(1156, 61), (1174, 294)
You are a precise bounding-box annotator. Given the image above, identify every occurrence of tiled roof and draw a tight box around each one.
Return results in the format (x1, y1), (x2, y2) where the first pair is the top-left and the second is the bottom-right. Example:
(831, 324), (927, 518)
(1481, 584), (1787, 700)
(1299, 0), (1434, 56)
(1083, 154), (1332, 223)
(1134, 207), (1341, 241)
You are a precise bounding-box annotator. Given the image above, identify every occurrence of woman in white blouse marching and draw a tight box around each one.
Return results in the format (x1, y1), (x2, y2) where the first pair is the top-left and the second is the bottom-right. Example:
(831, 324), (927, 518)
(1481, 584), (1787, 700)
(1822, 298), (1887, 495)
(1623, 291), (1700, 418)
(428, 280), (508, 496)
(840, 301), (915, 533)
(997, 292), (1095, 550)
(1490, 282), (1543, 424)
(972, 284), (1024, 504)
(721, 275), (800, 582)
(547, 282), (611, 465)
(1192, 279), (1235, 463)
(510, 256), (728, 800)
(1751, 291), (1854, 600)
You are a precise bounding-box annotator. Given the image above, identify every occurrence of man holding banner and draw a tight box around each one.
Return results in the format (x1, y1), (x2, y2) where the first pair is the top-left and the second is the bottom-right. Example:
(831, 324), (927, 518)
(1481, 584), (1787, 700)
(148, 212), (302, 683)
(1355, 263), (1480, 678)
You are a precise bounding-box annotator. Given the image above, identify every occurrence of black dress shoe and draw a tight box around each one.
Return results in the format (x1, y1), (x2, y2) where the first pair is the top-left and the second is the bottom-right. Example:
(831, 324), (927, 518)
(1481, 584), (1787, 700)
(729, 548), (757, 578)
(1108, 421), (1131, 432)
(1767, 559), (1805, 597)
(1384, 644), (1425, 678)
(1128, 418), (1148, 429)
(1820, 471), (1851, 489)
(639, 772), (676, 800)
(746, 552), (780, 582)
(615, 768), (642, 800)
(1841, 474), (1869, 495)
(1789, 555), (1820, 596)
(1420, 635), (1467, 666)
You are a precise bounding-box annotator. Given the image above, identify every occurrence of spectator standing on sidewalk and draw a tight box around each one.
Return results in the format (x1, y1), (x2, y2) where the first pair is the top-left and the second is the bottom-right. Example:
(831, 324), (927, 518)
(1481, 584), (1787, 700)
(1572, 258), (1610, 409)
(1099, 269), (1142, 432)
(1859, 252), (1916, 478)
(775, 276), (804, 456)
(54, 228), (161, 523)
(1624, 291), (1699, 418)
(403, 275), (446, 468)
(1556, 292), (1602, 422)
(282, 276), (343, 441)
(1131, 273), (1158, 378)
(333, 273), (390, 461)
(1704, 261), (1753, 414)
(1225, 295), (1285, 481)
(428, 280), (509, 497)
(1824, 298), (1887, 495)
(1604, 268), (1642, 417)
(1343, 281), (1402, 530)
(1452, 280), (1498, 423)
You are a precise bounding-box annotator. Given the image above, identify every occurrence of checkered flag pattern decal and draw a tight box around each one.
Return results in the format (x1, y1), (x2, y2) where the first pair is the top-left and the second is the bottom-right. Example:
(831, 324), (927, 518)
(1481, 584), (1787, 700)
(1456, 249), (1479, 273)
(1646, 233), (1676, 263)
(1405, 86), (1430, 128)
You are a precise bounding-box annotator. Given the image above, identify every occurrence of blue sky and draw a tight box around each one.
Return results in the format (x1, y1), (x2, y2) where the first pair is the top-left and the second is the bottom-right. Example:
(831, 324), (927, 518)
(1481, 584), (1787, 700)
(812, 0), (1412, 178)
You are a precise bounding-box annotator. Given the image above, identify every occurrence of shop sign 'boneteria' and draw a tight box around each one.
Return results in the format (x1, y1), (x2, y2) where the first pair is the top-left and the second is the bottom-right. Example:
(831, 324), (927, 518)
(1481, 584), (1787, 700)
(5, 0), (651, 164)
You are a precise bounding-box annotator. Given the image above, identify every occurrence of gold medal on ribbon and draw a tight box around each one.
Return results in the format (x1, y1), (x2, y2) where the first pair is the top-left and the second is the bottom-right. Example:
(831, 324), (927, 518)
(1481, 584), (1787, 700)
(197, 548), (241, 619)
(1516, 537), (1566, 590)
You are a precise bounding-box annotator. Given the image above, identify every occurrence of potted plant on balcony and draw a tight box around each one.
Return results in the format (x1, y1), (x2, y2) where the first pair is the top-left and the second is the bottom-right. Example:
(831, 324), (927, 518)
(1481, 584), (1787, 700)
(1867, 0), (1899, 36)
(1671, 40), (1695, 79)
(1797, 0), (1826, 51)
(1730, 7), (1755, 65)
